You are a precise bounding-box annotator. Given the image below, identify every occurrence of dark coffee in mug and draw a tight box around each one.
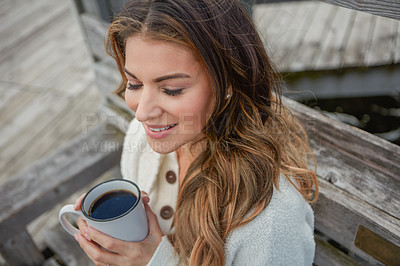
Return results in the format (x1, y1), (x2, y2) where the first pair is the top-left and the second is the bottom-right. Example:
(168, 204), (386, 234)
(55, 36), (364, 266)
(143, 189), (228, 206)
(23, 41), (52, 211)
(88, 189), (137, 219)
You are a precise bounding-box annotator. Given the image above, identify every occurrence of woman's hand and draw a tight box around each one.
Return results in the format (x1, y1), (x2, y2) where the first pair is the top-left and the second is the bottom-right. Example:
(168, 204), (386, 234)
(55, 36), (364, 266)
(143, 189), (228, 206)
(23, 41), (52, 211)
(73, 192), (164, 266)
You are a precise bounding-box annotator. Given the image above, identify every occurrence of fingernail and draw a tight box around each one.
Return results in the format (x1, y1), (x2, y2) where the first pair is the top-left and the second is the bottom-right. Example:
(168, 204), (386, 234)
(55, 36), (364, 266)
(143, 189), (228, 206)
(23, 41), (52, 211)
(74, 234), (80, 242)
(143, 195), (150, 204)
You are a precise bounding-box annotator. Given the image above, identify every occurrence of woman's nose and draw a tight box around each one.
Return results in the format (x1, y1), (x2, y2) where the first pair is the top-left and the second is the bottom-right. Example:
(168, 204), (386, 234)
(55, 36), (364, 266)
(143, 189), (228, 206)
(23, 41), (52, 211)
(133, 87), (163, 122)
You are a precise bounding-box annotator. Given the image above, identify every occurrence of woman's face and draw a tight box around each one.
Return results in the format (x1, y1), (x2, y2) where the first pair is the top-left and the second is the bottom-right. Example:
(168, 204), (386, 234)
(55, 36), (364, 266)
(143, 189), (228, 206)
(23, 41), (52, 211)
(124, 36), (214, 154)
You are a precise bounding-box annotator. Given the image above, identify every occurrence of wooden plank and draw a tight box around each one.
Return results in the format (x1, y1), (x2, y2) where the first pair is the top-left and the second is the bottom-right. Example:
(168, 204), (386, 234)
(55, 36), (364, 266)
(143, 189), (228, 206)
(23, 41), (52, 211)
(42, 257), (61, 266)
(365, 15), (397, 66)
(44, 224), (95, 266)
(395, 22), (400, 63)
(279, 2), (321, 72)
(98, 102), (133, 134)
(27, 29), (92, 92)
(314, 235), (361, 266)
(80, 12), (115, 66)
(313, 6), (354, 70)
(93, 60), (135, 114)
(341, 11), (375, 68)
(0, 229), (45, 266)
(0, 124), (124, 243)
(284, 97), (400, 220)
(0, 0), (23, 17)
(0, 82), (99, 181)
(313, 179), (399, 264)
(0, 9), (85, 88)
(0, 82), (39, 130)
(0, 0), (69, 54)
(253, 2), (298, 65)
(253, 2), (282, 43)
(0, 0), (57, 42)
(0, 81), (33, 108)
(291, 2), (336, 71)
(81, 0), (102, 18)
(318, 0), (400, 21)
(0, 86), (45, 142)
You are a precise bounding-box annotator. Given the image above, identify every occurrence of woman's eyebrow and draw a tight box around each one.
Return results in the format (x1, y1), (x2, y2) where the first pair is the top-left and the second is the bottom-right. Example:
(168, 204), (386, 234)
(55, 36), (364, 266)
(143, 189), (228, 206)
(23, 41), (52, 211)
(124, 67), (190, 82)
(154, 73), (190, 82)
(124, 67), (138, 79)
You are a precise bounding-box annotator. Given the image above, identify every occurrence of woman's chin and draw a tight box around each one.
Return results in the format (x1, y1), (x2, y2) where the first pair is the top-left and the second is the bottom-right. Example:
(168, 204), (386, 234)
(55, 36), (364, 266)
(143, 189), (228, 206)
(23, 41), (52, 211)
(147, 139), (182, 154)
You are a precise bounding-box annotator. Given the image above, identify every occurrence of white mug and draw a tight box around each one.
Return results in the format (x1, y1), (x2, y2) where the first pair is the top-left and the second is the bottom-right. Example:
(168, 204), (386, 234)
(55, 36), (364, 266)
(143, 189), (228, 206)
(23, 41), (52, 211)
(59, 179), (148, 241)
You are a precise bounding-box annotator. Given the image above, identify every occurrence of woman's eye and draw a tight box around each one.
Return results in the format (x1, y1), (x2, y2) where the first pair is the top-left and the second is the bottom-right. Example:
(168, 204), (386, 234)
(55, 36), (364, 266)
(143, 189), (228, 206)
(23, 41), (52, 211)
(126, 83), (142, 91)
(163, 88), (183, 96)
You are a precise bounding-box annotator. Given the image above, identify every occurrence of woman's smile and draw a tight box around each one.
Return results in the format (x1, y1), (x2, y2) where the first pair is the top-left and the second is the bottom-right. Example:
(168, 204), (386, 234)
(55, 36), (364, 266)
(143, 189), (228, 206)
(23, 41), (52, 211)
(144, 123), (178, 139)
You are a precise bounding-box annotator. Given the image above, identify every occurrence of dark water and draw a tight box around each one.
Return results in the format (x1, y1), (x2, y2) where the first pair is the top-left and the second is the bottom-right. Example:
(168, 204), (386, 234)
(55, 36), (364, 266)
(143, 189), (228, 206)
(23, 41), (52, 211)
(300, 96), (400, 145)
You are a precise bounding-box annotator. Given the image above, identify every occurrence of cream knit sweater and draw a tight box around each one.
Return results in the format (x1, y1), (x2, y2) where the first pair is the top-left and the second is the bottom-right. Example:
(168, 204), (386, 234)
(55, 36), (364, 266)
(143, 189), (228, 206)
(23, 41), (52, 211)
(121, 118), (315, 265)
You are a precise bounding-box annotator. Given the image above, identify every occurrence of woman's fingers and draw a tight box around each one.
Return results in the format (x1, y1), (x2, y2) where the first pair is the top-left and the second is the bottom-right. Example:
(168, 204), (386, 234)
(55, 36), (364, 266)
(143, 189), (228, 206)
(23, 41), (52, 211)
(76, 217), (91, 241)
(75, 234), (123, 265)
(74, 193), (86, 211)
(85, 226), (132, 254)
(141, 190), (150, 204)
(145, 203), (162, 235)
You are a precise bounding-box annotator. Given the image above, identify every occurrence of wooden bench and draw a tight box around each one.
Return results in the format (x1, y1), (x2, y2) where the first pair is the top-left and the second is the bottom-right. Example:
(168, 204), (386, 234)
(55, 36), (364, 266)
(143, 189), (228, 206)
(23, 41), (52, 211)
(0, 0), (399, 265)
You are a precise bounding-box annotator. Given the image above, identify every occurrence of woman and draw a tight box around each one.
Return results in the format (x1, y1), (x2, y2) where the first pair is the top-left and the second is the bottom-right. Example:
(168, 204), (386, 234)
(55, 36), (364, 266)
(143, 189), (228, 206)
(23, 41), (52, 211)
(74, 0), (318, 265)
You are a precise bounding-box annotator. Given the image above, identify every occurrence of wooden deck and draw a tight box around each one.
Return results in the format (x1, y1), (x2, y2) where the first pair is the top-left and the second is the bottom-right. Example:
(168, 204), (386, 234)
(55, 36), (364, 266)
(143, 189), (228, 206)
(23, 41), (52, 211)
(253, 0), (400, 72)
(0, 0), (100, 186)
(0, 0), (101, 262)
(0, 0), (399, 264)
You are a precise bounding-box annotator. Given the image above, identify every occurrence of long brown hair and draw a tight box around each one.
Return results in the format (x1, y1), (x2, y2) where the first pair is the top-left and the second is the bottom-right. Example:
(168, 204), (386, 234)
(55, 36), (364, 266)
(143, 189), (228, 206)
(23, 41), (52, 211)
(107, 0), (318, 265)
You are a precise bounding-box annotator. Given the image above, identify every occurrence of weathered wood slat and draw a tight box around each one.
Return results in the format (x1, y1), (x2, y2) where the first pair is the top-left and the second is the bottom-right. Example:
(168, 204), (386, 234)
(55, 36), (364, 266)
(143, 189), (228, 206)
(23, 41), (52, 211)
(0, 9), (75, 83)
(44, 224), (95, 266)
(285, 98), (400, 220)
(318, 0), (400, 21)
(341, 11), (375, 67)
(293, 2), (335, 71)
(366, 15), (398, 66)
(279, 2), (320, 71)
(80, 0), (102, 18)
(93, 60), (135, 114)
(0, 83), (99, 181)
(312, 5), (349, 70)
(42, 257), (61, 266)
(395, 22), (400, 62)
(313, 179), (399, 264)
(0, 229), (45, 266)
(80, 12), (114, 66)
(0, 0), (68, 57)
(314, 235), (361, 266)
(0, 124), (124, 243)
(270, 1), (310, 67)
(257, 3), (298, 63)
(98, 102), (133, 134)
(254, 1), (400, 72)
(284, 97), (400, 264)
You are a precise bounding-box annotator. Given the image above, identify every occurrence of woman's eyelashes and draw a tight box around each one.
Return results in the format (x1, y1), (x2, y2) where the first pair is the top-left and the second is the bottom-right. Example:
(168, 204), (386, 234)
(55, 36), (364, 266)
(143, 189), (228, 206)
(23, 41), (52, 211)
(126, 82), (183, 96)
(163, 88), (183, 96)
(127, 83), (142, 91)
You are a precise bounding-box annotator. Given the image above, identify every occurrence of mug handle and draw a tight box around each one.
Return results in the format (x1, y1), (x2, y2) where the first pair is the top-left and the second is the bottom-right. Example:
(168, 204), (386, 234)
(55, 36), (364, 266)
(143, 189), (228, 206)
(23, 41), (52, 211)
(59, 204), (82, 236)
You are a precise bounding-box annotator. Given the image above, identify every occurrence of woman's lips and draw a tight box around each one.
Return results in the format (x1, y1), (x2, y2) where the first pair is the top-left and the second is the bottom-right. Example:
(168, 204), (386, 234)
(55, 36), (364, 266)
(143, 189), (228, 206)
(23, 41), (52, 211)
(144, 123), (177, 139)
